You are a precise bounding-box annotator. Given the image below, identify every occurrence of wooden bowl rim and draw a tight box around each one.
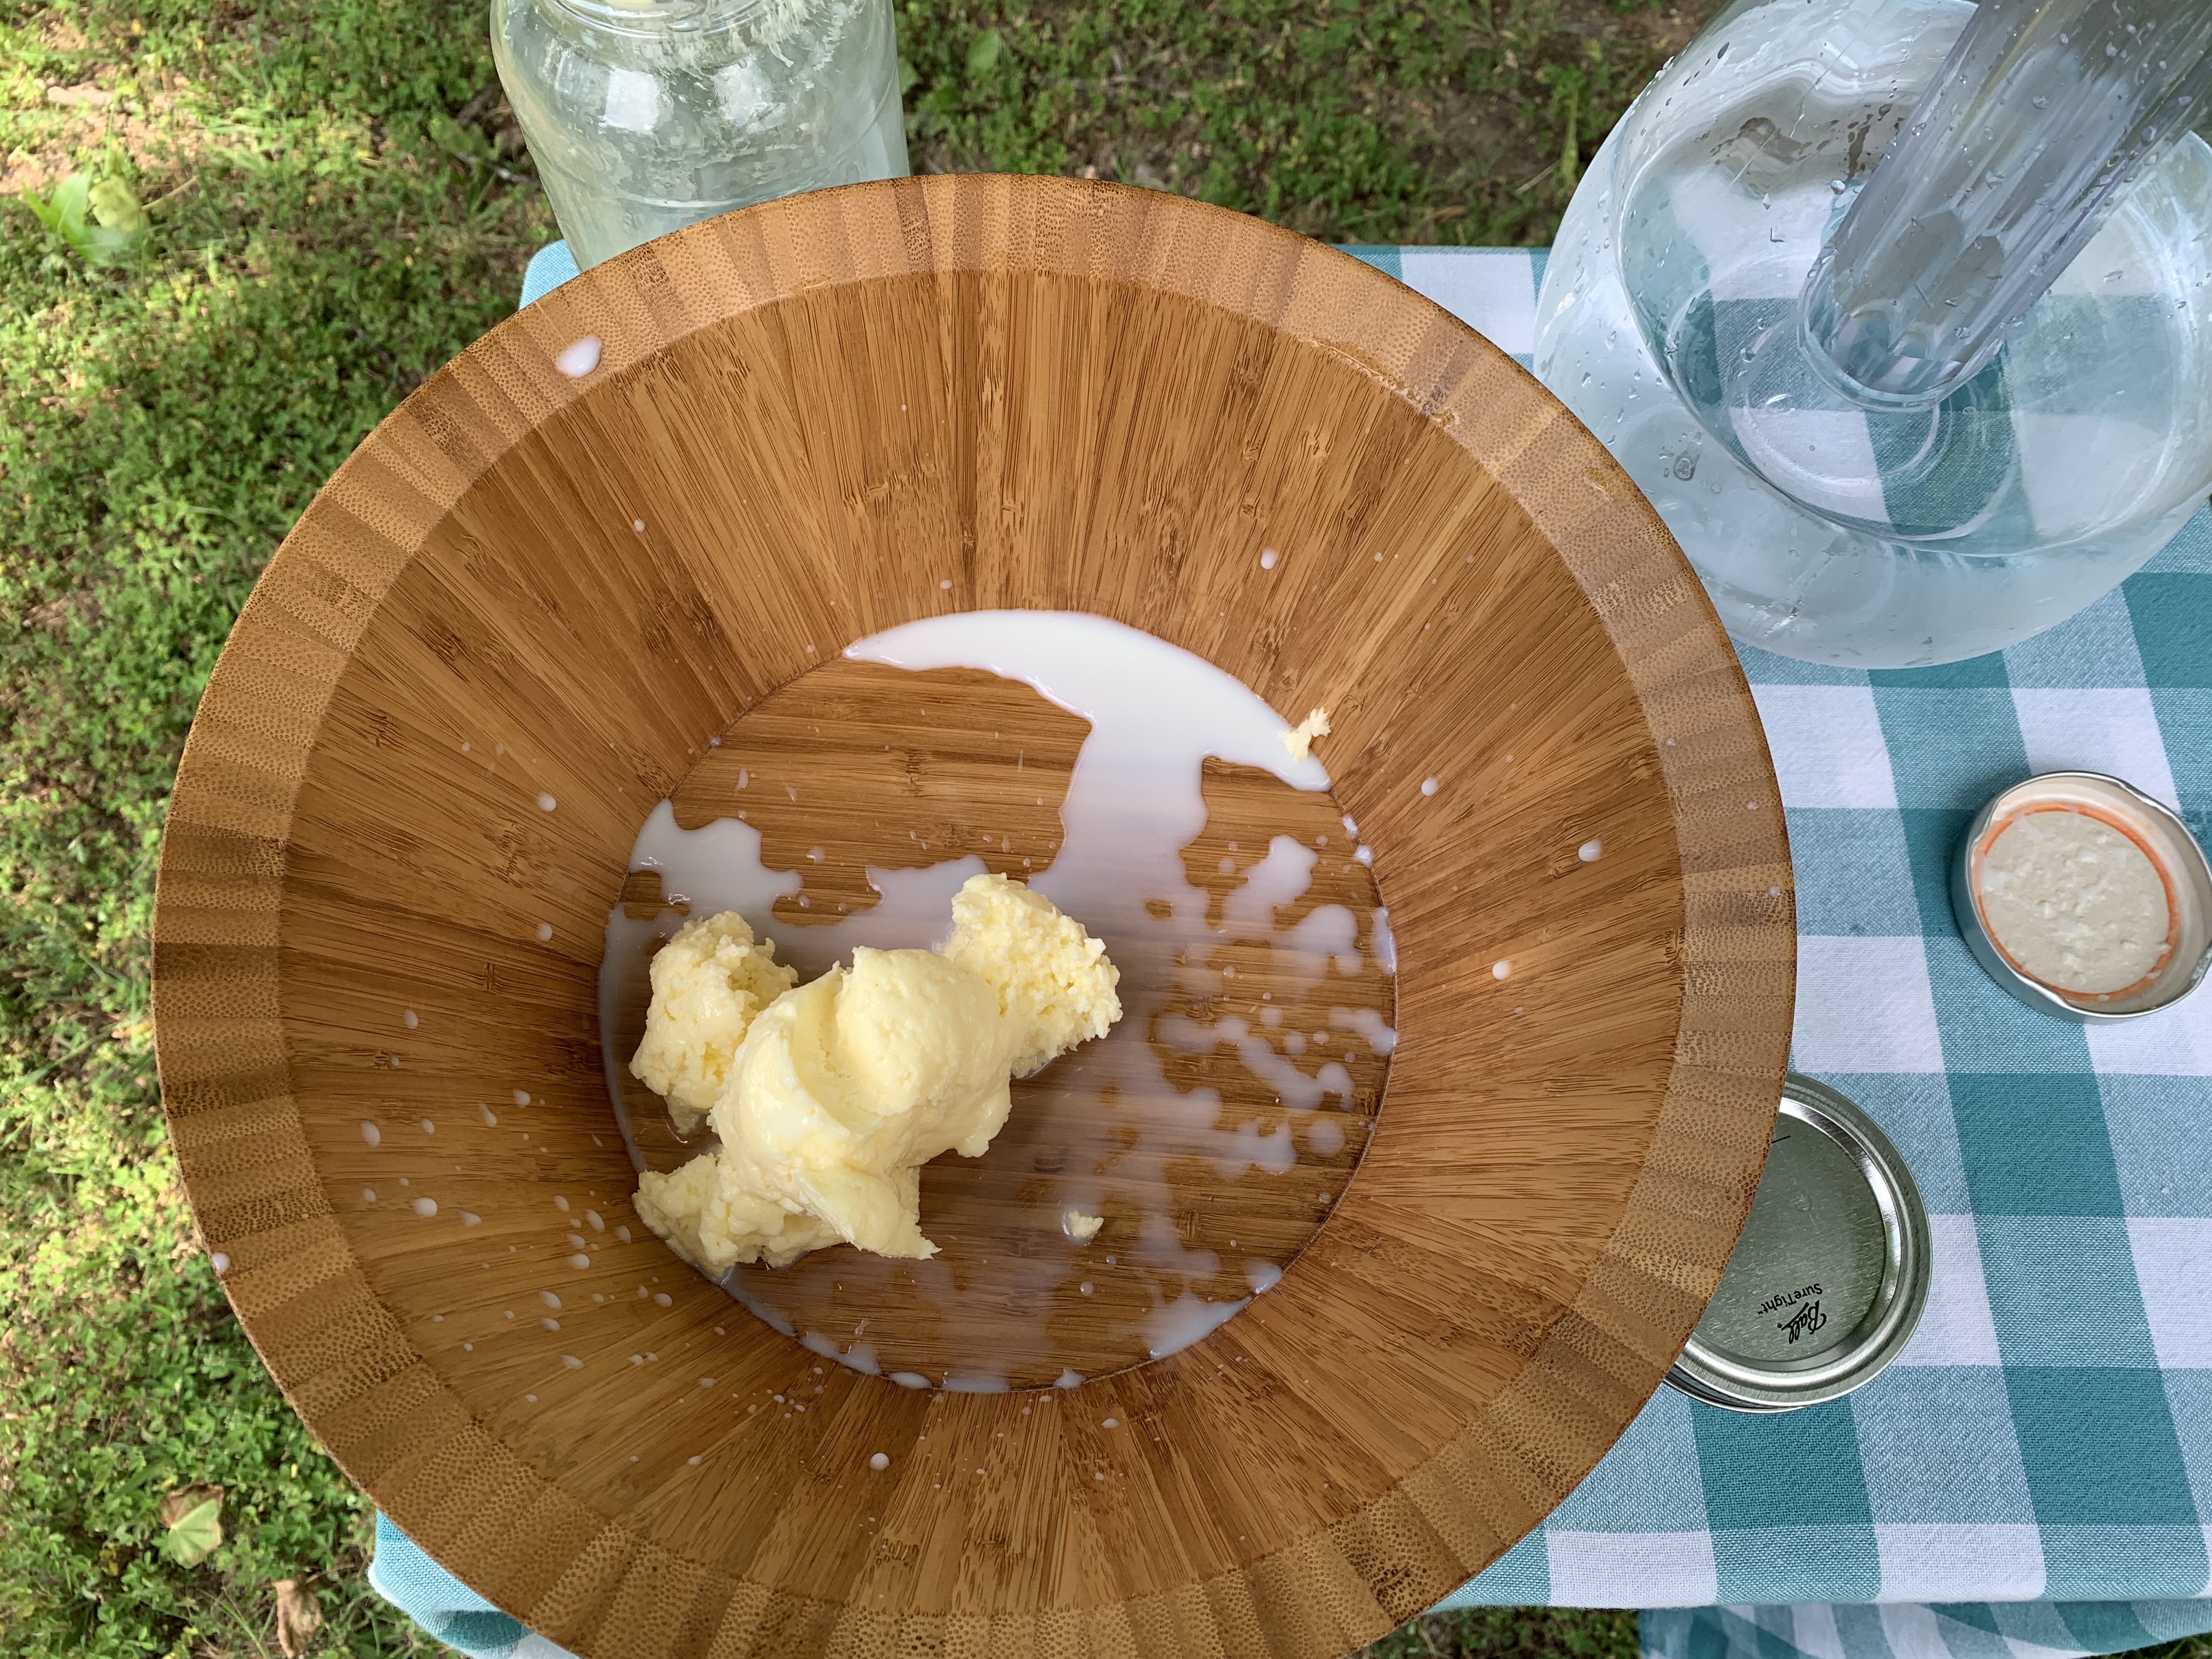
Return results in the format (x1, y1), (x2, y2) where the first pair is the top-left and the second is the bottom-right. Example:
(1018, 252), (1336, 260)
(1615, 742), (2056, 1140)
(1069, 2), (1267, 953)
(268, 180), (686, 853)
(154, 173), (1793, 1657)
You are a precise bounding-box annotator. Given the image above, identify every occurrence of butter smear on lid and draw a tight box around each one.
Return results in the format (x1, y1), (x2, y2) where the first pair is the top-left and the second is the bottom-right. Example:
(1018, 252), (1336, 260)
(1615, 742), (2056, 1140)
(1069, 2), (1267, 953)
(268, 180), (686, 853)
(1977, 808), (2173, 995)
(1955, 772), (2212, 1022)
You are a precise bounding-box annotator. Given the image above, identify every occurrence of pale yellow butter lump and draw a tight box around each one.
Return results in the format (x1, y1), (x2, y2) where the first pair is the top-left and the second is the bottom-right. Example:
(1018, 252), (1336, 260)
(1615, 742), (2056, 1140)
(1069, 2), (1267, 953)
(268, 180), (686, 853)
(941, 872), (1122, 1076)
(627, 911), (799, 1135)
(631, 874), (1120, 1271)
(1282, 707), (1330, 761)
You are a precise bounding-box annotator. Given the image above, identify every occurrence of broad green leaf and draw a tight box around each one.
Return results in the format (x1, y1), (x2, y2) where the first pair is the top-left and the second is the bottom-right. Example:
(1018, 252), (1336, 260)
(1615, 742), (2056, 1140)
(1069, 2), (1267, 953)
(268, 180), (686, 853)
(22, 172), (92, 236)
(22, 171), (149, 266)
(160, 1493), (224, 1567)
(87, 177), (150, 235)
(966, 29), (1003, 80)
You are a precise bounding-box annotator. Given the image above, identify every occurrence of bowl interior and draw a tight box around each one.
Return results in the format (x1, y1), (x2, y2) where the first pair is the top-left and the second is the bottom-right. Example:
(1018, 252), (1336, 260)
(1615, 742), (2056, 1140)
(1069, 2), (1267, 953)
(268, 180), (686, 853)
(603, 649), (1395, 1388)
(155, 176), (1792, 1658)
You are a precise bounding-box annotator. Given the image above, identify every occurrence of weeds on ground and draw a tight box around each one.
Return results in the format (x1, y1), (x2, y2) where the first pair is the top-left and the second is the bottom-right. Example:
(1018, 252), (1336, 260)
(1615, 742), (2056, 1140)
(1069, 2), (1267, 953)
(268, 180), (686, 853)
(2, 0), (545, 1650)
(895, 0), (1703, 244)
(1355, 1607), (1642, 1659)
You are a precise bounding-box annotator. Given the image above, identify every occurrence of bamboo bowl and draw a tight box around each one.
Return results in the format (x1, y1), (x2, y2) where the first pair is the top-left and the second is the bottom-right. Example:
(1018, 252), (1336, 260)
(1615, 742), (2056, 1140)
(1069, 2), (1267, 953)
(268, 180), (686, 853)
(154, 176), (1793, 1659)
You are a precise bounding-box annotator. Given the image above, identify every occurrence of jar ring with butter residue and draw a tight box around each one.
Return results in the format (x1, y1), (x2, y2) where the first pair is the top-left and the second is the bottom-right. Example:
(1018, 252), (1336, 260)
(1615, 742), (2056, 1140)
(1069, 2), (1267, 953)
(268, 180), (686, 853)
(1951, 771), (2212, 1023)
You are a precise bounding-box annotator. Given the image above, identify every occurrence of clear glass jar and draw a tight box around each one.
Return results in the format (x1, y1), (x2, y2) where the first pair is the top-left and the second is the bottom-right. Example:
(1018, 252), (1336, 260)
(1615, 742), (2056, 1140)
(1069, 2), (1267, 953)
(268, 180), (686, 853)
(493, 0), (909, 272)
(1534, 0), (2212, 668)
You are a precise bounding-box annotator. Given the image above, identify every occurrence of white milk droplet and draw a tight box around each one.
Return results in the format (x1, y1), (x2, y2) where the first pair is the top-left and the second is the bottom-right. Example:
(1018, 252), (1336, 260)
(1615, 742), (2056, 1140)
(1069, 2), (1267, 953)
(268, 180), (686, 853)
(479, 1103), (499, 1126)
(1259, 548), (1278, 569)
(403, 1009), (419, 1029)
(615, 1226), (632, 1243)
(360, 1121), (381, 1146)
(541, 1290), (562, 1309)
(570, 1253), (590, 1269)
(538, 793), (557, 812)
(536, 922), (554, 941)
(1492, 960), (1511, 979)
(1334, 1005), (1398, 1054)
(1103, 1417), (1119, 1428)
(1420, 776), (1438, 797)
(655, 1292), (673, 1307)
(869, 1452), (890, 1470)
(460, 1211), (481, 1226)
(413, 1198), (437, 1217)
(210, 1252), (230, 1274)
(420, 1118), (436, 1135)
(632, 518), (646, 533)
(1578, 838), (1602, 862)
(564, 1355), (585, 1369)
(514, 1090), (531, 1106)
(1144, 1291), (1249, 1357)
(555, 1195), (569, 1211)
(585, 1210), (605, 1231)
(363, 1188), (377, 1204)
(555, 335), (602, 377)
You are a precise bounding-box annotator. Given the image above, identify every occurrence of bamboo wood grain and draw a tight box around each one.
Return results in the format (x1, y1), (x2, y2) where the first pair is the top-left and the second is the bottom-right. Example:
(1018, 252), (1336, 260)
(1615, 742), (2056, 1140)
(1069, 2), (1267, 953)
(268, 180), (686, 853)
(154, 174), (1795, 1659)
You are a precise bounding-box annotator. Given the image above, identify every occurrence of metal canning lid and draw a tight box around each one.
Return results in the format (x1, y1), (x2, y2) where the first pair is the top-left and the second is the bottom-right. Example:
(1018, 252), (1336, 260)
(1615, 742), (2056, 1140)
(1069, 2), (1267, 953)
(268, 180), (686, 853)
(1667, 1075), (1929, 1413)
(1951, 770), (2212, 1024)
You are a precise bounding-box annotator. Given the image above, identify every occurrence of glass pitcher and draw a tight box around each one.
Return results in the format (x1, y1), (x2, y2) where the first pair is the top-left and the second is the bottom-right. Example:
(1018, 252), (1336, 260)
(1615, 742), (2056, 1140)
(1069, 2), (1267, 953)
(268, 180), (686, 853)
(494, 0), (909, 272)
(1534, 0), (2212, 668)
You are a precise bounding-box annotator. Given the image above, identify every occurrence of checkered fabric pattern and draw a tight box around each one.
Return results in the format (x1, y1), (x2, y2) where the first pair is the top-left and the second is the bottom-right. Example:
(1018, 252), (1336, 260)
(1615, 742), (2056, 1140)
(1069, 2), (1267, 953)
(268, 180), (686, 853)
(1352, 246), (2212, 1657)
(366, 243), (2212, 1659)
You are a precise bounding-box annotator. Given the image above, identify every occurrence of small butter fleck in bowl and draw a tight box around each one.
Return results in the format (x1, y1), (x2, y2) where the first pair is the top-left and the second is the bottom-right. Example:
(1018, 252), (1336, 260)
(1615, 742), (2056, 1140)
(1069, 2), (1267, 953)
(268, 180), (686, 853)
(1952, 771), (2212, 1022)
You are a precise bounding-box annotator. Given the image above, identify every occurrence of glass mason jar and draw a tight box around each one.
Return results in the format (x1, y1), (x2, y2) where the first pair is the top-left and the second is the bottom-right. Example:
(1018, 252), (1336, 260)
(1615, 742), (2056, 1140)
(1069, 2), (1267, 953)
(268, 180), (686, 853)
(493, 0), (910, 271)
(1533, 0), (2212, 668)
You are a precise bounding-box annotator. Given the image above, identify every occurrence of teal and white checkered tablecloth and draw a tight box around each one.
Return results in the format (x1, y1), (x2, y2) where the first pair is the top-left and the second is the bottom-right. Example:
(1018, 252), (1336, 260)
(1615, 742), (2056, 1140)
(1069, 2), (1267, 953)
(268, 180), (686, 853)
(366, 241), (2212, 1659)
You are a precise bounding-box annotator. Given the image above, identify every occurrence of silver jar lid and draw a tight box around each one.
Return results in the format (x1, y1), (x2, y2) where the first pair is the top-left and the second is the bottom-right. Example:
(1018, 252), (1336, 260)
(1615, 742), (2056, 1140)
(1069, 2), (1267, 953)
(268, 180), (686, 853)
(1951, 771), (2212, 1023)
(1667, 1075), (1929, 1413)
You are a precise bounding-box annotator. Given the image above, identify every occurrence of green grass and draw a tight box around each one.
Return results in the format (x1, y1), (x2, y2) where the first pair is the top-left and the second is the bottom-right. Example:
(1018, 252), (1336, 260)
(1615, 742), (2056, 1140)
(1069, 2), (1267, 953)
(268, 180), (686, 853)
(895, 0), (1700, 244)
(1, 2), (550, 1650)
(0, 1), (2198, 1657)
